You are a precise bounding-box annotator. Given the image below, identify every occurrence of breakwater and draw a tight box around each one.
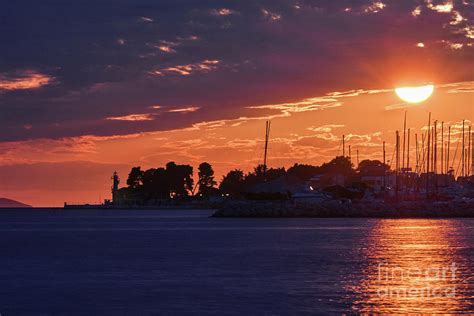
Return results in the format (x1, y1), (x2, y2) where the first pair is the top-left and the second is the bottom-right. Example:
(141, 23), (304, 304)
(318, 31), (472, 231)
(212, 200), (474, 218)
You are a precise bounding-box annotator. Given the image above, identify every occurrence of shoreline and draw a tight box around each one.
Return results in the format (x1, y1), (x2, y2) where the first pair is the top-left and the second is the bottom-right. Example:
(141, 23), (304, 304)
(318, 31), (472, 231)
(3, 202), (474, 219)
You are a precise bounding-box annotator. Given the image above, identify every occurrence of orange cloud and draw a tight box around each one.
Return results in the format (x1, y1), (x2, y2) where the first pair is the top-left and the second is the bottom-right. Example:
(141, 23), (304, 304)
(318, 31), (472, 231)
(0, 70), (54, 91)
(262, 8), (281, 21)
(248, 88), (391, 116)
(150, 60), (220, 76)
(307, 124), (345, 141)
(364, 1), (386, 13)
(168, 106), (200, 113)
(446, 81), (474, 94)
(210, 8), (236, 16)
(249, 100), (342, 114)
(426, 0), (453, 13)
(106, 114), (154, 121)
(158, 45), (175, 53)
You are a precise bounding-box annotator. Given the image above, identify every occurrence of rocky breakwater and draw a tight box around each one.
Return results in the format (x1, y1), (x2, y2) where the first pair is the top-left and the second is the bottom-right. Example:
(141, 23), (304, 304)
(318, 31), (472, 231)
(212, 199), (474, 218)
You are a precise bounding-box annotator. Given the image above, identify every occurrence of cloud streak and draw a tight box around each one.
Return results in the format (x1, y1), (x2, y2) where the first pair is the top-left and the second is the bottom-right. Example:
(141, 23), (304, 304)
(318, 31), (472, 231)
(168, 106), (200, 113)
(0, 70), (54, 91)
(106, 114), (155, 121)
(150, 60), (220, 76)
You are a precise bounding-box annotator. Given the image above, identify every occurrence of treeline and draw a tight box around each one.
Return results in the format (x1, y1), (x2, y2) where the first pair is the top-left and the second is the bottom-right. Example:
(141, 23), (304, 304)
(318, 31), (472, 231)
(117, 156), (389, 202)
(118, 161), (213, 201)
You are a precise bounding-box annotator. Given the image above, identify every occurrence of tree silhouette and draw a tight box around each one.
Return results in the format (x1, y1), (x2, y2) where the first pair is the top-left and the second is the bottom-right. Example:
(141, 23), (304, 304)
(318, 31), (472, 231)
(165, 162), (193, 197)
(318, 156), (354, 176)
(197, 162), (217, 196)
(219, 169), (245, 196)
(243, 165), (286, 188)
(141, 167), (168, 199)
(357, 159), (389, 176)
(122, 162), (194, 201)
(287, 163), (319, 181)
(126, 167), (143, 189)
(265, 167), (286, 181)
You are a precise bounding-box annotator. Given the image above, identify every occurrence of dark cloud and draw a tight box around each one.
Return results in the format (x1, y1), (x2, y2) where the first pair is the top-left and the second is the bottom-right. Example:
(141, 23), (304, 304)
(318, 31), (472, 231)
(0, 0), (472, 141)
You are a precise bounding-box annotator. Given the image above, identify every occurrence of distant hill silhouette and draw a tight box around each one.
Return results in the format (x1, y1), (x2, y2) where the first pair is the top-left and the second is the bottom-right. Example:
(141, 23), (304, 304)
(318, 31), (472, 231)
(0, 198), (32, 208)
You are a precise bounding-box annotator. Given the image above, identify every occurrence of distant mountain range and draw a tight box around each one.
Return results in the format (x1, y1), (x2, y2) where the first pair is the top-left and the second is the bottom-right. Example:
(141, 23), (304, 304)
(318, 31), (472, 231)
(0, 198), (32, 208)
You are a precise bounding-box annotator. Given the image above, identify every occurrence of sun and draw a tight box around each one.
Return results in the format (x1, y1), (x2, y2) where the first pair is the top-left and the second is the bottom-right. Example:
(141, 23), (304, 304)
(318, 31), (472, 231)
(395, 84), (434, 103)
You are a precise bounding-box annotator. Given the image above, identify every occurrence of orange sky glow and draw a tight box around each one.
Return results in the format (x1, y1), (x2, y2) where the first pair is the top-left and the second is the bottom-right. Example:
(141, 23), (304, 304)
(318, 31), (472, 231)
(0, 0), (473, 206)
(1, 81), (472, 206)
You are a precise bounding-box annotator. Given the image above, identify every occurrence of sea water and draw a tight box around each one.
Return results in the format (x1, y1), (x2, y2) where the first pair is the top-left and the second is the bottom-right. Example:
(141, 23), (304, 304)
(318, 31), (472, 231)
(0, 209), (473, 314)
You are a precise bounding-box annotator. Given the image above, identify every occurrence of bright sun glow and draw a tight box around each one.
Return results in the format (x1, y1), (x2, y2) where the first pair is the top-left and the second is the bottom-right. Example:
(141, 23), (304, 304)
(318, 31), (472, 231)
(395, 84), (434, 103)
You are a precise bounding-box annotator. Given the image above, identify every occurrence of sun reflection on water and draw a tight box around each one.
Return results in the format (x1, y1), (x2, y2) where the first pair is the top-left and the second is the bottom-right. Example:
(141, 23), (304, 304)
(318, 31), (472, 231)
(348, 220), (473, 313)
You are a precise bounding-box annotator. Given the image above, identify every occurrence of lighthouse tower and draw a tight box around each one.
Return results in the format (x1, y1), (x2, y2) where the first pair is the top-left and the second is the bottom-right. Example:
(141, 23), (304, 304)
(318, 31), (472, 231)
(111, 171), (120, 204)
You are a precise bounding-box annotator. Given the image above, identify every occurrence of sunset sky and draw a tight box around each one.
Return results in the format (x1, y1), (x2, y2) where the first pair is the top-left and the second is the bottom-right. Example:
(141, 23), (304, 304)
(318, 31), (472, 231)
(0, 0), (473, 206)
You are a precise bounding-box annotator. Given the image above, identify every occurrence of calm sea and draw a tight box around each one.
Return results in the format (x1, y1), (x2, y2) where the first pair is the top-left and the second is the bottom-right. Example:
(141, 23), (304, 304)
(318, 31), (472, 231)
(0, 209), (473, 314)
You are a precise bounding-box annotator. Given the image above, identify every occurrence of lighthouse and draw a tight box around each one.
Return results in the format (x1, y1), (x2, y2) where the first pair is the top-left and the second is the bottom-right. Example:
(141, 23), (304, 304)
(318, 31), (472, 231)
(111, 171), (120, 204)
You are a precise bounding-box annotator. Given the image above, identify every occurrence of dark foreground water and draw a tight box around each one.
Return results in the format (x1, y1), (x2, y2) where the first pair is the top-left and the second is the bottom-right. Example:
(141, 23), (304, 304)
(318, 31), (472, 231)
(1, 209), (474, 314)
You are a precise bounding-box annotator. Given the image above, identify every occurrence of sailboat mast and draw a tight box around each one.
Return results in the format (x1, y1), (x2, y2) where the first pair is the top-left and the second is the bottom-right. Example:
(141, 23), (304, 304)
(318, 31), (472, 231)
(415, 133), (419, 173)
(402, 111), (407, 171)
(426, 113), (431, 196)
(462, 120), (465, 177)
(396, 131), (400, 172)
(383, 141), (386, 189)
(422, 134), (425, 173)
(342, 135), (345, 157)
(356, 149), (359, 168)
(434, 121), (437, 175)
(426, 113), (431, 174)
(431, 126), (435, 174)
(407, 128), (411, 171)
(383, 141), (386, 165)
(468, 125), (472, 176)
(263, 120), (270, 174)
(447, 125), (451, 173)
(441, 122), (444, 174)
(395, 131), (400, 198)
(471, 127), (474, 176)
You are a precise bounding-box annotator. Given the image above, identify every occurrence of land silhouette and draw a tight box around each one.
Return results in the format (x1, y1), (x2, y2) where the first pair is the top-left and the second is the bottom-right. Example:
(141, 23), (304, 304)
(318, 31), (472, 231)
(115, 157), (393, 205)
(106, 153), (474, 218)
(0, 198), (32, 208)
